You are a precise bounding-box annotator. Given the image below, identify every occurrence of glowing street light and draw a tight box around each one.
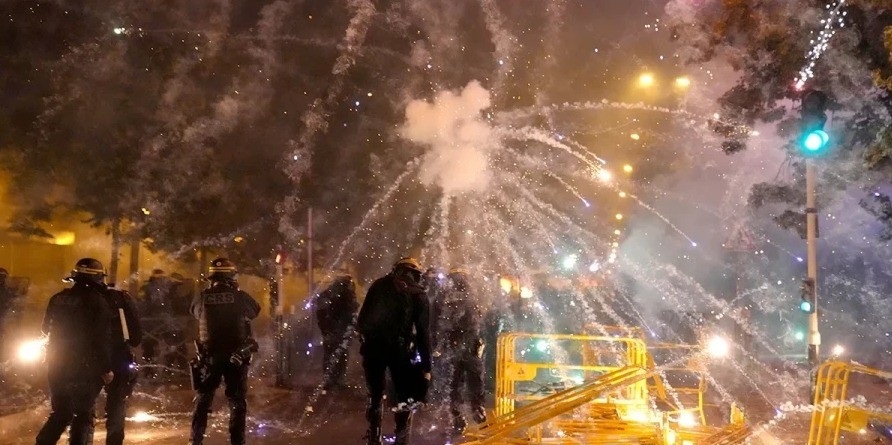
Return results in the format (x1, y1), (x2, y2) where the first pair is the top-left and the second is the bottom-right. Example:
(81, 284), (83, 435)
(674, 76), (692, 89)
(831, 344), (845, 356)
(596, 169), (613, 183)
(615, 213), (623, 221)
(630, 133), (641, 141)
(638, 73), (656, 88)
(622, 164), (633, 174)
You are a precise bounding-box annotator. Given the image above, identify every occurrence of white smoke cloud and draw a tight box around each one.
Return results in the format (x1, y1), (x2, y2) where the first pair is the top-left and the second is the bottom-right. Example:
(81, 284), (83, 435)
(401, 80), (496, 195)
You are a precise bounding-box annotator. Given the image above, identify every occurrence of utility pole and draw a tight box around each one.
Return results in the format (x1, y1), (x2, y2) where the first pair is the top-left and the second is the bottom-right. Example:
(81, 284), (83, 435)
(307, 207), (314, 300)
(805, 160), (820, 366)
(272, 250), (286, 387)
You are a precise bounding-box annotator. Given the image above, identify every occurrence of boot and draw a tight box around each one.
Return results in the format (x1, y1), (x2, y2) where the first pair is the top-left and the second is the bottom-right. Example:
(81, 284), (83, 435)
(366, 397), (383, 445)
(394, 411), (413, 445)
(452, 414), (467, 434)
(472, 406), (487, 424)
(364, 426), (382, 445)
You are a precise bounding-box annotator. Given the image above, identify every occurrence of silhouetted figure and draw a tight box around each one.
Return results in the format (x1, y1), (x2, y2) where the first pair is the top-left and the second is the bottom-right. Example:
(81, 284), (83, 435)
(315, 274), (358, 389)
(36, 258), (114, 445)
(358, 258), (431, 445)
(101, 285), (142, 445)
(189, 258), (260, 445)
(437, 268), (486, 433)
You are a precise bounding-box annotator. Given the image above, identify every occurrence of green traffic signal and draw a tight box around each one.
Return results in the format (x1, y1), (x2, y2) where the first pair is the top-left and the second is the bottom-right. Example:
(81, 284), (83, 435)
(799, 300), (813, 313)
(802, 129), (829, 153)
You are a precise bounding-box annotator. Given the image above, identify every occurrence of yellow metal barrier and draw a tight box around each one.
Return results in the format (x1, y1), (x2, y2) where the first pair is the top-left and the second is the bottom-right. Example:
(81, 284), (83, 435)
(470, 331), (748, 445)
(808, 361), (892, 445)
(648, 343), (709, 425)
(465, 366), (651, 444)
(495, 332), (649, 416)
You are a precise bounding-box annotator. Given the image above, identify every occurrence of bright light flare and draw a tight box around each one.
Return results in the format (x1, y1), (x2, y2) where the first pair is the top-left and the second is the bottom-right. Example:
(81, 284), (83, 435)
(615, 213), (623, 221)
(519, 286), (533, 299)
(638, 73), (656, 88)
(588, 261), (600, 273)
(832, 344), (845, 356)
(535, 340), (550, 352)
(127, 411), (161, 423)
(499, 277), (513, 294)
(562, 254), (578, 270)
(596, 169), (613, 183)
(622, 164), (633, 173)
(17, 337), (48, 363)
(674, 76), (691, 89)
(706, 336), (730, 358)
(113, 27), (126, 35)
(677, 411), (698, 428)
(630, 133), (640, 141)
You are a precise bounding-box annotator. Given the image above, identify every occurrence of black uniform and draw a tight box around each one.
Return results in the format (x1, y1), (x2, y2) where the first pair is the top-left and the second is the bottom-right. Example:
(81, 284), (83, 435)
(189, 281), (260, 445)
(139, 274), (173, 377)
(0, 279), (16, 356)
(437, 274), (486, 431)
(36, 281), (113, 445)
(315, 276), (358, 389)
(357, 274), (431, 445)
(102, 288), (143, 445)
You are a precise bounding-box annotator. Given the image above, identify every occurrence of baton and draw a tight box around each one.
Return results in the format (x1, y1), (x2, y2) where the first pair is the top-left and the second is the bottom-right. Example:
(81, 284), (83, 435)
(119, 308), (130, 341)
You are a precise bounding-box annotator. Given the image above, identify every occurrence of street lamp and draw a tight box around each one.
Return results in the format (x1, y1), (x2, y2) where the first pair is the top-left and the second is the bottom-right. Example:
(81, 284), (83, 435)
(638, 73), (656, 88)
(674, 76), (692, 89)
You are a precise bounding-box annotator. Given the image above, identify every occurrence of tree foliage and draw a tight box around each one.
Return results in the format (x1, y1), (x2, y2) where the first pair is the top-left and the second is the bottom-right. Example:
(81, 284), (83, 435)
(667, 0), (892, 236)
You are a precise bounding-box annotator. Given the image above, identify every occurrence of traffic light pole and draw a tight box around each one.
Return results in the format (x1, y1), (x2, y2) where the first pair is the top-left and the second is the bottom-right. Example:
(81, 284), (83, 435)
(805, 159), (821, 366)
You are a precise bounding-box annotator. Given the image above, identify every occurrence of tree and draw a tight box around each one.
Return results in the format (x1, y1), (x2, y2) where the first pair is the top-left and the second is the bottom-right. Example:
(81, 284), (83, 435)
(667, 0), (892, 237)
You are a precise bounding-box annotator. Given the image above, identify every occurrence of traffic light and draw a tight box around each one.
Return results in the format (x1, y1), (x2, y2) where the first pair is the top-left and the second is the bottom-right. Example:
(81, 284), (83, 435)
(800, 278), (816, 313)
(799, 90), (830, 156)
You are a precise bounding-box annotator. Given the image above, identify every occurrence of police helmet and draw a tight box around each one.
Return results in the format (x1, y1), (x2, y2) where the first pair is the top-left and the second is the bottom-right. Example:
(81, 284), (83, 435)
(393, 257), (423, 274)
(448, 267), (470, 277)
(393, 257), (423, 286)
(72, 258), (106, 284)
(208, 257), (237, 281)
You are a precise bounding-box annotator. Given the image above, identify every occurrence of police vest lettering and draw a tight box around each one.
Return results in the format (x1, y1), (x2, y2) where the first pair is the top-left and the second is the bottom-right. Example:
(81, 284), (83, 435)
(205, 292), (236, 305)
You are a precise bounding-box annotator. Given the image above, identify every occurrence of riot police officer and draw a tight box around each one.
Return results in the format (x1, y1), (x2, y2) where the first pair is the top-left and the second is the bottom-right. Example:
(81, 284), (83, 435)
(357, 257), (431, 445)
(440, 268), (486, 433)
(36, 258), (114, 445)
(189, 258), (260, 445)
(315, 274), (358, 390)
(102, 284), (142, 445)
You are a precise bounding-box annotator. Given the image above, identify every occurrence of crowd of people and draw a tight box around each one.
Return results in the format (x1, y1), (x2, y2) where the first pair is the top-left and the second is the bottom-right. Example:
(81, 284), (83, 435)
(27, 255), (489, 445)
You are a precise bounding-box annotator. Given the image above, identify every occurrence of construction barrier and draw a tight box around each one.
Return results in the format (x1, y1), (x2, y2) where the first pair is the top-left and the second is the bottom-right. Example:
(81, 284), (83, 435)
(808, 361), (892, 445)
